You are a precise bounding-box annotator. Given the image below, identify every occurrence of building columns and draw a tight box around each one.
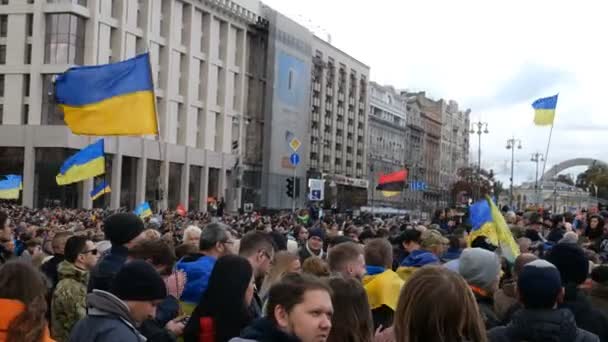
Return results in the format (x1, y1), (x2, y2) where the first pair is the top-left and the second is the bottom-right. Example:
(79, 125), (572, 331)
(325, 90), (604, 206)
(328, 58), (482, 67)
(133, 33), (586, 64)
(110, 153), (122, 210)
(199, 166), (209, 213)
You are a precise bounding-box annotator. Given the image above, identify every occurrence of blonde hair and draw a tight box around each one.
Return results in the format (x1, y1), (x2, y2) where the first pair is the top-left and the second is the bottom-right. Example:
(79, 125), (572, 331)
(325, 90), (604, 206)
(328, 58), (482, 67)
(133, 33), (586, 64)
(302, 257), (330, 278)
(260, 251), (299, 298)
(394, 266), (487, 342)
(142, 228), (161, 241)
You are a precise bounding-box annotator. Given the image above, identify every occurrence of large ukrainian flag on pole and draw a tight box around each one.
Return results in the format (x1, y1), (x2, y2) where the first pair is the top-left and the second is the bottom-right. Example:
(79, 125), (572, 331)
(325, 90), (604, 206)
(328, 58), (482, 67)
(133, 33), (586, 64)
(0, 175), (23, 199)
(56, 139), (105, 185)
(54, 53), (158, 136)
(532, 94), (558, 126)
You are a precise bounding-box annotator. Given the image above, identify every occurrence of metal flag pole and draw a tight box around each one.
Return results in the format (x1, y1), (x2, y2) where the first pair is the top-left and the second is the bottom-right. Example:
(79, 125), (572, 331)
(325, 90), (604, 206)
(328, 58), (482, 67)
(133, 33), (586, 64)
(292, 166), (297, 213)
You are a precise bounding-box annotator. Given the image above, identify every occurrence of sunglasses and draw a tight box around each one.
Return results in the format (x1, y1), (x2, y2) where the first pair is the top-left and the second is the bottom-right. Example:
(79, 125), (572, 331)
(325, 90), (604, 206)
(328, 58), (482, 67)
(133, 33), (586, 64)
(81, 248), (98, 256)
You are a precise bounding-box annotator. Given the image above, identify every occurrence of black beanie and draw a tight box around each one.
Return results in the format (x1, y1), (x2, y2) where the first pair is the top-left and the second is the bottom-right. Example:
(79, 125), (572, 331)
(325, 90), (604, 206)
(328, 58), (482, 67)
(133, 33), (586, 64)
(546, 243), (588, 285)
(111, 260), (167, 301)
(103, 213), (145, 245)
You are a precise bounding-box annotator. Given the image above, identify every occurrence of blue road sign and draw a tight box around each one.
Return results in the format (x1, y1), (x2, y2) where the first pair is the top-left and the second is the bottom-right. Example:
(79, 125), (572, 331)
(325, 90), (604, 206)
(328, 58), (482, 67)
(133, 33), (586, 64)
(310, 189), (322, 200)
(290, 153), (300, 166)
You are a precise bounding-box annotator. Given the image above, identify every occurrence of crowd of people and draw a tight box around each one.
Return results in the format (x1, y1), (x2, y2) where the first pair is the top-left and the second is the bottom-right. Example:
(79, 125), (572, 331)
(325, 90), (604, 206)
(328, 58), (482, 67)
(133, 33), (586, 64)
(2, 202), (608, 341)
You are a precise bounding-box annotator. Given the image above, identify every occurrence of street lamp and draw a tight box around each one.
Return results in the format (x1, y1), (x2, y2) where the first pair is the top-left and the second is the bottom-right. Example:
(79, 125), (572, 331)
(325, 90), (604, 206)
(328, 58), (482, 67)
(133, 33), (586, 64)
(506, 137), (523, 208)
(530, 152), (544, 205)
(469, 121), (489, 200)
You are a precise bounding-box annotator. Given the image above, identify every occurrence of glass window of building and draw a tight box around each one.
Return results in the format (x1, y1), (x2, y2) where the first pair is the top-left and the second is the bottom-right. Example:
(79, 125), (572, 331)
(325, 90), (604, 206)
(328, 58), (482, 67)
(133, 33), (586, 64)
(0, 15), (7, 37)
(41, 74), (64, 125)
(44, 13), (86, 64)
(0, 45), (6, 64)
(0, 74), (4, 97)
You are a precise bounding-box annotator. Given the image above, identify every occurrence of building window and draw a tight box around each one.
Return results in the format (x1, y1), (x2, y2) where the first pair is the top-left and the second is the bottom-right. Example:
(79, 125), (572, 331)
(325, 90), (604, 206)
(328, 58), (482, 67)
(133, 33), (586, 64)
(0, 45), (5, 64)
(26, 14), (33, 36)
(22, 74), (30, 97)
(22, 104), (29, 124)
(24, 44), (32, 64)
(41, 74), (64, 125)
(0, 0), (7, 5)
(44, 13), (86, 65)
(0, 74), (4, 97)
(0, 15), (7, 37)
(0, 104), (3, 124)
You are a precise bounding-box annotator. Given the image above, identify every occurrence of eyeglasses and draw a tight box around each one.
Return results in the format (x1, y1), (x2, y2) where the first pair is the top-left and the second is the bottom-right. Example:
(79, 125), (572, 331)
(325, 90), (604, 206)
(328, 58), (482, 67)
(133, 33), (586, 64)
(81, 249), (98, 256)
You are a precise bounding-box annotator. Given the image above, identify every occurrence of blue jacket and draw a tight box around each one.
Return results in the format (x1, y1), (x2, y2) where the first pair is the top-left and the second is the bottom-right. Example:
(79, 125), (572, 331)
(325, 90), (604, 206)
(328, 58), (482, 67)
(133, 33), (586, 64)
(400, 249), (439, 267)
(88, 245), (129, 293)
(442, 247), (462, 261)
(176, 254), (216, 304)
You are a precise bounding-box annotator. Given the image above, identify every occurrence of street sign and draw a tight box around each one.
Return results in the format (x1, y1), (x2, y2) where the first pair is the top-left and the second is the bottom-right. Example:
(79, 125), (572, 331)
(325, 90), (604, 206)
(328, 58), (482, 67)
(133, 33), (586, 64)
(308, 178), (325, 201)
(289, 137), (301, 151)
(290, 153), (300, 166)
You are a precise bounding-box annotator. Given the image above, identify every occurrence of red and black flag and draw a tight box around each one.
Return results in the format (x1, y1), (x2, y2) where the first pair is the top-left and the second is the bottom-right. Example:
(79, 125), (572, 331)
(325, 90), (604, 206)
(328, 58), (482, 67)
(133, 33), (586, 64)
(376, 170), (408, 196)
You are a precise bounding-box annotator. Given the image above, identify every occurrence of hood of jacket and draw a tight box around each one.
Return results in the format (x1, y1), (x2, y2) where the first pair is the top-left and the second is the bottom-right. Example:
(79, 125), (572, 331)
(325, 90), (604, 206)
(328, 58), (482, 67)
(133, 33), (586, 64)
(505, 308), (580, 341)
(400, 249), (439, 267)
(87, 290), (135, 326)
(57, 260), (89, 285)
(238, 318), (300, 342)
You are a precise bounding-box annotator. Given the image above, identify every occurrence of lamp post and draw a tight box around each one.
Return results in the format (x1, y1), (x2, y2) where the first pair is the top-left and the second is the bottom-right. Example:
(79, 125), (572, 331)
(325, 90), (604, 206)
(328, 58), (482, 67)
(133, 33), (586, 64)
(530, 152), (544, 205)
(506, 137), (522, 208)
(469, 121), (489, 200)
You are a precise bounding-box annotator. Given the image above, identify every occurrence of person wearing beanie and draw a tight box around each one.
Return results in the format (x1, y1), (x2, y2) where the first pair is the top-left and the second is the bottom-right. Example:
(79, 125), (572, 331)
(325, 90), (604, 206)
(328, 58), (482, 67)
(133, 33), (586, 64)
(88, 213), (146, 292)
(488, 259), (599, 342)
(493, 253), (538, 323)
(590, 265), (608, 317)
(298, 226), (325, 263)
(458, 247), (501, 330)
(70, 260), (168, 342)
(547, 243), (608, 341)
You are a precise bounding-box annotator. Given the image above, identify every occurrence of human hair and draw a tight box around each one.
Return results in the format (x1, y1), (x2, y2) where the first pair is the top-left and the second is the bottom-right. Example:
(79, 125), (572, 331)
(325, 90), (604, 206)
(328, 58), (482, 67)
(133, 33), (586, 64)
(0, 211), (7, 228)
(238, 231), (275, 257)
(364, 238), (393, 268)
(128, 239), (176, 272)
(0, 260), (49, 342)
(64, 236), (89, 263)
(266, 272), (332, 325)
(184, 255), (253, 342)
(328, 242), (363, 274)
(394, 266), (487, 342)
(302, 257), (330, 277)
(142, 228), (161, 241)
(199, 222), (230, 251)
(52, 231), (72, 254)
(327, 277), (373, 342)
(513, 253), (539, 278)
(183, 225), (202, 241)
(25, 238), (41, 249)
(175, 243), (198, 259)
(260, 251), (300, 298)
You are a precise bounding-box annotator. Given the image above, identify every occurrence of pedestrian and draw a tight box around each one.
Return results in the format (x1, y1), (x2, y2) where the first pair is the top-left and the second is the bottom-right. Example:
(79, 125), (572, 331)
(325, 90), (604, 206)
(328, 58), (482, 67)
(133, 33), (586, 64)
(488, 259), (599, 342)
(184, 255), (255, 342)
(259, 252), (301, 301)
(69, 260), (168, 342)
(20, 238), (43, 264)
(176, 222), (234, 311)
(0, 260), (54, 342)
(302, 256), (330, 277)
(298, 227), (325, 262)
(88, 213), (145, 292)
(362, 238), (404, 330)
(396, 229), (444, 282)
(217, 198), (225, 218)
(183, 226), (202, 248)
(493, 253), (538, 322)
(394, 266), (487, 342)
(0, 212), (15, 264)
(41, 232), (72, 290)
(458, 248), (502, 330)
(546, 243), (608, 340)
(51, 236), (99, 342)
(327, 241), (366, 280)
(589, 265), (608, 316)
(230, 272), (333, 342)
(238, 231), (276, 319)
(292, 226), (309, 248)
(326, 277), (374, 342)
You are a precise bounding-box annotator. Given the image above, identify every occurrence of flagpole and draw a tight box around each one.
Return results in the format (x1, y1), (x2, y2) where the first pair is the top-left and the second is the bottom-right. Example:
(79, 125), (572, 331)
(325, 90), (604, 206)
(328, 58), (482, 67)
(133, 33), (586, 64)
(145, 48), (164, 214)
(540, 123), (554, 182)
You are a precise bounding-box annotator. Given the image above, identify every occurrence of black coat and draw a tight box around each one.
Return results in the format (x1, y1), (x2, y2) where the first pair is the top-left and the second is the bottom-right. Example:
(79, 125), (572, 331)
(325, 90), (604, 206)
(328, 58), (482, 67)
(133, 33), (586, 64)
(475, 292), (502, 330)
(488, 308), (599, 342)
(560, 288), (608, 342)
(229, 318), (301, 342)
(88, 245), (129, 292)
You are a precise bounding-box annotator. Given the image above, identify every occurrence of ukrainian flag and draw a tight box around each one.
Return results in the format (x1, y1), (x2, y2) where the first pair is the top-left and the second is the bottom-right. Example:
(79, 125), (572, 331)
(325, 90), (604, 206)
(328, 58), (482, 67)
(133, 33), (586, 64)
(468, 196), (519, 262)
(134, 201), (153, 218)
(56, 139), (105, 186)
(54, 53), (158, 136)
(0, 175), (22, 199)
(90, 180), (111, 201)
(532, 94), (558, 126)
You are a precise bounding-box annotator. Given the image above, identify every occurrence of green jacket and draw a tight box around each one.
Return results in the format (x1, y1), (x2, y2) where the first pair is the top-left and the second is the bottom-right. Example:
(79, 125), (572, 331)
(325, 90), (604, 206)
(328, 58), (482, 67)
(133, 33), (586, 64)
(51, 260), (89, 342)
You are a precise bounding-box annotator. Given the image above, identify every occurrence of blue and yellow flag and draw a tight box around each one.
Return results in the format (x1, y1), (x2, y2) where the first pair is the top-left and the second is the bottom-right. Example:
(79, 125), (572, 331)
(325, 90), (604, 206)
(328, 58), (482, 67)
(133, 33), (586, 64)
(90, 180), (111, 201)
(54, 53), (158, 136)
(134, 201), (153, 218)
(56, 139), (105, 185)
(468, 196), (520, 263)
(532, 94), (558, 126)
(0, 175), (22, 199)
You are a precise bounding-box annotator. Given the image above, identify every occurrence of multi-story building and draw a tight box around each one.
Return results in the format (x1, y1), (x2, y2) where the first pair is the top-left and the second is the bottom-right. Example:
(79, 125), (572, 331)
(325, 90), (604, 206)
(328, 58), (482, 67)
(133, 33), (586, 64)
(367, 82), (407, 209)
(309, 36), (369, 210)
(404, 93), (425, 211)
(440, 100), (470, 194)
(0, 0), (265, 211)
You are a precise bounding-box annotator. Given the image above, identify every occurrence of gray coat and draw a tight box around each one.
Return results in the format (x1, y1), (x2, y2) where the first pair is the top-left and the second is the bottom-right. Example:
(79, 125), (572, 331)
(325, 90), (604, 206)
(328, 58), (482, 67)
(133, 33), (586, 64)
(69, 290), (146, 342)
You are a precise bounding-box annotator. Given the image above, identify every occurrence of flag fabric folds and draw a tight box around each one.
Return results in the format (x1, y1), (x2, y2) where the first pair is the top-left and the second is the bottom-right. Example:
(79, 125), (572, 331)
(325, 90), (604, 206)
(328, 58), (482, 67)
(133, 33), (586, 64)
(90, 180), (111, 201)
(532, 94), (558, 126)
(0, 175), (22, 199)
(376, 170), (408, 198)
(56, 139), (105, 186)
(134, 202), (153, 218)
(468, 196), (520, 263)
(54, 53), (158, 136)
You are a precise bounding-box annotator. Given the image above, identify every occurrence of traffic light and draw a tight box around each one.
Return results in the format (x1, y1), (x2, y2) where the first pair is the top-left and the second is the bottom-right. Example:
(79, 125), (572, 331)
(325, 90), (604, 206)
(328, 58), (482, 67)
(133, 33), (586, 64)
(286, 178), (294, 198)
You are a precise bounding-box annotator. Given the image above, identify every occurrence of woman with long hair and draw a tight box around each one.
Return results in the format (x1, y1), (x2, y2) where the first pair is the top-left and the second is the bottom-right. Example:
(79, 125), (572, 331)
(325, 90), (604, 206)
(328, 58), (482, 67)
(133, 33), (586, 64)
(0, 260), (54, 342)
(394, 266), (487, 342)
(327, 277), (374, 342)
(259, 251), (301, 300)
(184, 255), (255, 342)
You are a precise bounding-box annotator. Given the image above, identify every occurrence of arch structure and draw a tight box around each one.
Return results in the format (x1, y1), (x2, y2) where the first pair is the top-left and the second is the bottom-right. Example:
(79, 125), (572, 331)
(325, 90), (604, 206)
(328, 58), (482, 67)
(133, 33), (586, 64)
(542, 158), (607, 180)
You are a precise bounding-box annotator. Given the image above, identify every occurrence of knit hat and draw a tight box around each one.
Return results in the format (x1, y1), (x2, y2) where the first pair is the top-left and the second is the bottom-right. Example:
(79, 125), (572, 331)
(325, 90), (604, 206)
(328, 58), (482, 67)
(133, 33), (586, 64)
(420, 229), (449, 249)
(103, 213), (145, 245)
(110, 260), (167, 301)
(517, 259), (562, 309)
(591, 265), (608, 285)
(546, 243), (588, 285)
(309, 227), (326, 241)
(458, 248), (501, 290)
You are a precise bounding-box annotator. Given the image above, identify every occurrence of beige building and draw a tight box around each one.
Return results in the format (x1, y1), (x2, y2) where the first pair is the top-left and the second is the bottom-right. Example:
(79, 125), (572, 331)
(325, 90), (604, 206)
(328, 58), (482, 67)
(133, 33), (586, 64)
(0, 0), (265, 211)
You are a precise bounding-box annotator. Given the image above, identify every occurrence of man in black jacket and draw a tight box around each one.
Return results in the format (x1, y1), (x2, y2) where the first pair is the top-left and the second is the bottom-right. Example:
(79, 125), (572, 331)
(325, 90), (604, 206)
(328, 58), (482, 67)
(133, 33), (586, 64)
(488, 259), (599, 342)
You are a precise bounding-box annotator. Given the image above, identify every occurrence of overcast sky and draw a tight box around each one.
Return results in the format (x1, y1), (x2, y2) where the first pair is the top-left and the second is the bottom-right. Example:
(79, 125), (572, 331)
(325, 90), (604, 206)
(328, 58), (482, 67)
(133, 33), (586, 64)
(262, 0), (608, 185)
